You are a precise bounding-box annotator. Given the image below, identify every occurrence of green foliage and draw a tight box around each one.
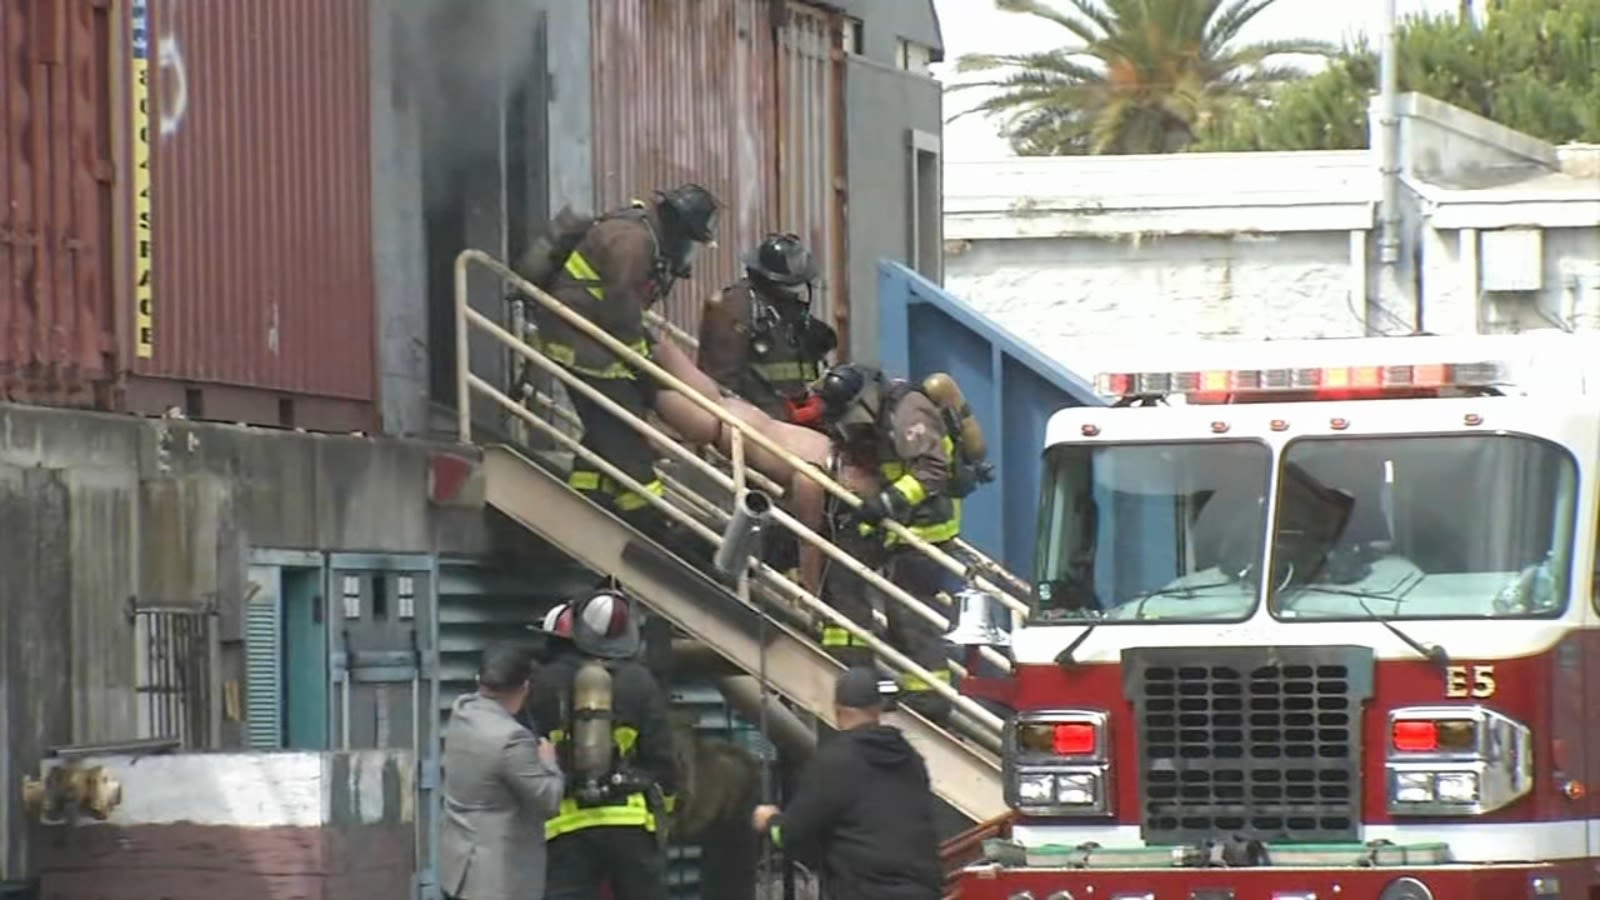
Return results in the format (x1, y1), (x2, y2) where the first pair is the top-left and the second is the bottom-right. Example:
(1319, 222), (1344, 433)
(948, 0), (1334, 156)
(1196, 0), (1600, 151)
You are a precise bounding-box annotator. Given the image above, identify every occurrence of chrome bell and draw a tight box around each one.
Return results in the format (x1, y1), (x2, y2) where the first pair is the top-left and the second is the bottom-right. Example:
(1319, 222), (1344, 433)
(945, 588), (1013, 649)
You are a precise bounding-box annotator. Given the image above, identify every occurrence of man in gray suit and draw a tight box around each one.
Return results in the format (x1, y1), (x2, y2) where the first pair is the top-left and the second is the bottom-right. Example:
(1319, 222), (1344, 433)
(440, 642), (566, 900)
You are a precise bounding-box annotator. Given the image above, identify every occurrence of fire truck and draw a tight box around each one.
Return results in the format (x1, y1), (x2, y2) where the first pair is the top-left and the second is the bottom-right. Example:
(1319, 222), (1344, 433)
(952, 333), (1598, 900)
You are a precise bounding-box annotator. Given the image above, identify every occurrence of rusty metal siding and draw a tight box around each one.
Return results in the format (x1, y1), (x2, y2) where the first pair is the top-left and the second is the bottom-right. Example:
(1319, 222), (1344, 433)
(590, 0), (780, 335)
(134, 0), (375, 411)
(776, 2), (847, 341)
(0, 0), (119, 406)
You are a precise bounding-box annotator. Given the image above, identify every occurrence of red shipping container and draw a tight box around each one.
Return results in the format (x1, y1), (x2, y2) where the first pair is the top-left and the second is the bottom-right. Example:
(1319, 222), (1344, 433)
(1, 0), (376, 432)
(0, 0), (119, 408)
(130, 0), (376, 431)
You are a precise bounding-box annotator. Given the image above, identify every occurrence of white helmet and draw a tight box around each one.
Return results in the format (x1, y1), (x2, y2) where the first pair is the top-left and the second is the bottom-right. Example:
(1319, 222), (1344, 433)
(571, 589), (641, 660)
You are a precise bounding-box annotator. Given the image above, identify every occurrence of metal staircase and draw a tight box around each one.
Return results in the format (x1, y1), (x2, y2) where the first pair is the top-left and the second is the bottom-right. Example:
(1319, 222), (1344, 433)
(453, 249), (1030, 823)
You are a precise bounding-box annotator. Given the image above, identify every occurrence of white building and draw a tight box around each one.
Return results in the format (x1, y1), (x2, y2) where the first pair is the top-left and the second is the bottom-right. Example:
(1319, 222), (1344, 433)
(943, 93), (1600, 363)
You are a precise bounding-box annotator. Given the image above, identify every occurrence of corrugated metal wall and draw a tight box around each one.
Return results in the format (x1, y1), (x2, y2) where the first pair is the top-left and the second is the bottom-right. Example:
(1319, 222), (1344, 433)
(590, 0), (845, 336)
(775, 1), (845, 333)
(134, 0), (375, 408)
(0, 0), (118, 406)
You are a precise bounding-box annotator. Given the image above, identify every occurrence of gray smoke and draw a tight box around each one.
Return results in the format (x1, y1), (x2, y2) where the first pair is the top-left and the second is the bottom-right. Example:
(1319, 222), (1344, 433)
(392, 0), (547, 200)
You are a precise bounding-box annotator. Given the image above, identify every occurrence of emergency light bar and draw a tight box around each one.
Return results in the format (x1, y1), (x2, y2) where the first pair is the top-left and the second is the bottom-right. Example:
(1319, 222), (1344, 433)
(1095, 361), (1506, 399)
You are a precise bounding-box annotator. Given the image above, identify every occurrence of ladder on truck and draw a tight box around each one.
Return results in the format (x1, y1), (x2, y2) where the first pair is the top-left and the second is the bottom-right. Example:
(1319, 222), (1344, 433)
(452, 249), (1029, 822)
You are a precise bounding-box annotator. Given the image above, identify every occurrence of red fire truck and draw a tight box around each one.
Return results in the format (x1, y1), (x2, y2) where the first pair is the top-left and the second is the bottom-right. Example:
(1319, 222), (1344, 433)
(953, 333), (1597, 900)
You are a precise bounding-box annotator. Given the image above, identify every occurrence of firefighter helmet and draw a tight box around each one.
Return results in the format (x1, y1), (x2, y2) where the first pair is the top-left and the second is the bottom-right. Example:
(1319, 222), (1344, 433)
(540, 602), (574, 638)
(571, 588), (642, 660)
(743, 233), (818, 289)
(656, 183), (721, 244)
(813, 363), (884, 434)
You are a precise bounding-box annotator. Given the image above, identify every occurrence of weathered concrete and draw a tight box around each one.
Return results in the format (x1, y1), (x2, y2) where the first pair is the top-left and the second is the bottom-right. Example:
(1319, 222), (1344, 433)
(0, 403), (493, 884)
(32, 751), (414, 900)
(946, 231), (1366, 363)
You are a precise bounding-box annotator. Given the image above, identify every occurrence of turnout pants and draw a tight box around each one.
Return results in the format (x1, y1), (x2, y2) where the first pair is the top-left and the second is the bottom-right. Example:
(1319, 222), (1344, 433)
(546, 826), (668, 900)
(818, 521), (885, 670)
(881, 543), (962, 725)
(567, 373), (665, 535)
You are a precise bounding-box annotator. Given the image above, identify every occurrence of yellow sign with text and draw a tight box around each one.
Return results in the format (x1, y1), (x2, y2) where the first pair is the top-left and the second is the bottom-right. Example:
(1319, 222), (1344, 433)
(132, 5), (154, 358)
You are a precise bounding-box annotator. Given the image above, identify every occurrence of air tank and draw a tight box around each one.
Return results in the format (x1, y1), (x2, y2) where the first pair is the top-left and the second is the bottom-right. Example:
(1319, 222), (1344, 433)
(571, 660), (615, 781)
(922, 372), (988, 461)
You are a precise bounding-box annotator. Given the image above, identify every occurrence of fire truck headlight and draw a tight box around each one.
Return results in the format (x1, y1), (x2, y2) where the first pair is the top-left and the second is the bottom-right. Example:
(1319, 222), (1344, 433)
(1004, 709), (1115, 818)
(1055, 772), (1098, 806)
(1435, 772), (1480, 804)
(1393, 771), (1436, 804)
(1018, 773), (1055, 804)
(1386, 706), (1532, 816)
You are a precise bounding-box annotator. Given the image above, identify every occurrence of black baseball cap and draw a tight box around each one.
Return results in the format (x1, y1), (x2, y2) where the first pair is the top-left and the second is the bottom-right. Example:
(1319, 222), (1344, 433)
(834, 667), (884, 710)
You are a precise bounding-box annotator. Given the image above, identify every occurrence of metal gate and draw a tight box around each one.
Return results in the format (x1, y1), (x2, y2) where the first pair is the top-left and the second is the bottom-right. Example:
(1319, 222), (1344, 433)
(327, 553), (441, 900)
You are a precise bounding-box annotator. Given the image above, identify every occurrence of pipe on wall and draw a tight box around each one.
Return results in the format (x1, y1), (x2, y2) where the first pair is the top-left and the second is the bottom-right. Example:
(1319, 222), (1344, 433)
(715, 676), (818, 763)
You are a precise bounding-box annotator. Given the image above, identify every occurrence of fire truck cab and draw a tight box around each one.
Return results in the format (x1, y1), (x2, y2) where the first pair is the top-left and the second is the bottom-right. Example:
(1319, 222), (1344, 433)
(955, 333), (1600, 900)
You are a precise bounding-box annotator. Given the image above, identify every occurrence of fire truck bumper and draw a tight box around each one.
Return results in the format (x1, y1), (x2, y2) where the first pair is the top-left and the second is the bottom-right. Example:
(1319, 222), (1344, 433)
(955, 862), (1583, 900)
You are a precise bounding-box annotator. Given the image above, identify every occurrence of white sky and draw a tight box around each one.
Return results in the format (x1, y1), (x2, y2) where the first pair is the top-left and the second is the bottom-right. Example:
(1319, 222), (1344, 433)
(930, 0), (1460, 161)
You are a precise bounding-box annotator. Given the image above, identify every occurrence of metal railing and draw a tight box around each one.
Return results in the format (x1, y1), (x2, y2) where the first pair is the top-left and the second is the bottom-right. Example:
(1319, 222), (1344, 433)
(129, 599), (221, 750)
(642, 310), (1036, 601)
(454, 250), (1017, 734)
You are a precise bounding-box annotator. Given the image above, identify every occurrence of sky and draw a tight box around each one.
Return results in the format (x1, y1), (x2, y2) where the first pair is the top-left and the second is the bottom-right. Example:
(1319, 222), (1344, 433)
(929, 0), (1461, 161)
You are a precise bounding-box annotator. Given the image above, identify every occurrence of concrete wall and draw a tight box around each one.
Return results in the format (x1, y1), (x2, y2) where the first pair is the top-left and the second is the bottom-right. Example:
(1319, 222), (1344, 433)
(941, 96), (1599, 355)
(833, 0), (946, 365)
(0, 403), (492, 883)
(33, 751), (414, 900)
(945, 231), (1369, 361)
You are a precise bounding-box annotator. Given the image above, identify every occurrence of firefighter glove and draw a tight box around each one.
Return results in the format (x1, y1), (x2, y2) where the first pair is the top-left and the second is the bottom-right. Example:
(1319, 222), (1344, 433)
(850, 492), (891, 527)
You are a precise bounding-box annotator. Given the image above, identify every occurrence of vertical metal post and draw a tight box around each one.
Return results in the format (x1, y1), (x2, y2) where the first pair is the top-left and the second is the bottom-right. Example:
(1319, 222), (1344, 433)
(1376, 0), (1410, 332)
(455, 254), (472, 442)
(208, 606), (223, 749)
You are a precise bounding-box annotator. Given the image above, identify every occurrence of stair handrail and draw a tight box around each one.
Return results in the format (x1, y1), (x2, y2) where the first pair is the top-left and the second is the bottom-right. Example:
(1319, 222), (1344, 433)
(455, 249), (1031, 619)
(461, 365), (1006, 734)
(459, 295), (1016, 682)
(644, 309), (1033, 599)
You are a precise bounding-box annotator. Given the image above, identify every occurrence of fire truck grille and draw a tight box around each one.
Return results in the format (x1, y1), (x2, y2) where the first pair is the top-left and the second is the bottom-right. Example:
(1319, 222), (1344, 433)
(1123, 645), (1375, 845)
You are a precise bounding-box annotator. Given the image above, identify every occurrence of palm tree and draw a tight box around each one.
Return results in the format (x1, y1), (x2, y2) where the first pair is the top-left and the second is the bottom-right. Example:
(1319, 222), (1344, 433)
(949, 0), (1335, 155)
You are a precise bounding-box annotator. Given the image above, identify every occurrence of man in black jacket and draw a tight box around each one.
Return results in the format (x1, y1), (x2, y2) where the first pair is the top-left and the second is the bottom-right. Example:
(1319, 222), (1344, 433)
(750, 668), (942, 900)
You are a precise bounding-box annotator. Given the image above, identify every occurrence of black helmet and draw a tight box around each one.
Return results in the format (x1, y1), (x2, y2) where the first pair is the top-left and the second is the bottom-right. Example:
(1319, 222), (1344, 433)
(656, 183), (721, 244)
(744, 233), (818, 288)
(814, 363), (883, 433)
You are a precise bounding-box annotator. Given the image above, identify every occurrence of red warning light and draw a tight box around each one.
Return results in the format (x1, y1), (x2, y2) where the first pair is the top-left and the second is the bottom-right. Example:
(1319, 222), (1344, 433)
(1053, 722), (1097, 756)
(1393, 720), (1439, 753)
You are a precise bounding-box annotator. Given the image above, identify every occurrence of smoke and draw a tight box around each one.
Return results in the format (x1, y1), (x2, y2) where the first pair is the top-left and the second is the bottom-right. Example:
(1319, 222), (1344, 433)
(392, 0), (547, 198)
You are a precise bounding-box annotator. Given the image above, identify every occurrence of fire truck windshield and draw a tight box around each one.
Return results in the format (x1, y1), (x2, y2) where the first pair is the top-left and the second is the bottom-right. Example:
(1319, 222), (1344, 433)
(1034, 440), (1271, 622)
(1270, 433), (1578, 620)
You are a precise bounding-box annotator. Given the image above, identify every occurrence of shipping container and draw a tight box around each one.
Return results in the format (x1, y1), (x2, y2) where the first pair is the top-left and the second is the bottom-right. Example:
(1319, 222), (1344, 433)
(3, 0), (377, 433)
(1, 0), (119, 409)
(130, 0), (376, 431)
(590, 0), (847, 338)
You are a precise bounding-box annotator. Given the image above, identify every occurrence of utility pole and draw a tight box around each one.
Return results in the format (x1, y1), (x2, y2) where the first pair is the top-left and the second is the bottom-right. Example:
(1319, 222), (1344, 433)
(1375, 0), (1411, 333)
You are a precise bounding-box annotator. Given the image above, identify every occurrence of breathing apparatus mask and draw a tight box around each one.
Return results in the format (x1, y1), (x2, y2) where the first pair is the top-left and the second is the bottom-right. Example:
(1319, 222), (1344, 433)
(655, 183), (720, 280)
(814, 364), (883, 444)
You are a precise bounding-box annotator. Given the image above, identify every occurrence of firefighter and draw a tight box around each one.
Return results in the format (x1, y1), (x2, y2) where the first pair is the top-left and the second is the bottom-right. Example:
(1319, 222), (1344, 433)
(814, 363), (965, 725)
(524, 589), (679, 900)
(697, 232), (837, 426)
(526, 184), (721, 539)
